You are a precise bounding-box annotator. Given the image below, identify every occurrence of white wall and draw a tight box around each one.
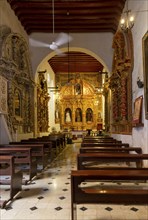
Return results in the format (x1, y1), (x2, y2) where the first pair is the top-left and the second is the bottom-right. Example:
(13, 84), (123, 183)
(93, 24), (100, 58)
(131, 0), (148, 154)
(29, 32), (114, 74)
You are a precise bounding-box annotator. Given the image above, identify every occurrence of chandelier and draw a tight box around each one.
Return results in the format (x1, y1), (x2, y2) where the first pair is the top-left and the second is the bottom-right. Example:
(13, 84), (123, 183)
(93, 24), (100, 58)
(120, 1), (134, 32)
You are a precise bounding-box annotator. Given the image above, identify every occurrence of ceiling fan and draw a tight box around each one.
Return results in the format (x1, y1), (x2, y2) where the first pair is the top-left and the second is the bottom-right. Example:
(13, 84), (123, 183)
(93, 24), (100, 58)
(29, 0), (72, 55)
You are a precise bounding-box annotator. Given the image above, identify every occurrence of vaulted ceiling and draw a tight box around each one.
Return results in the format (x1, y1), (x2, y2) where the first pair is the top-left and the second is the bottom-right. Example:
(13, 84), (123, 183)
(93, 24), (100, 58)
(7, 0), (126, 75)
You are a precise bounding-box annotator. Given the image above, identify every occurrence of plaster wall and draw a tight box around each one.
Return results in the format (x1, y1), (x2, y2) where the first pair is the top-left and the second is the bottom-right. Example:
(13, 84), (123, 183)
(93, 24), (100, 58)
(29, 32), (114, 74)
(131, 0), (148, 154)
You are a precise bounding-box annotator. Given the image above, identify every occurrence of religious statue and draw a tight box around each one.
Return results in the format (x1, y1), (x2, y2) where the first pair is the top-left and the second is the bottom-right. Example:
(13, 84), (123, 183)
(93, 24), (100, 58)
(65, 109), (71, 123)
(75, 108), (82, 122)
(75, 83), (81, 95)
(86, 108), (93, 122)
(55, 110), (59, 119)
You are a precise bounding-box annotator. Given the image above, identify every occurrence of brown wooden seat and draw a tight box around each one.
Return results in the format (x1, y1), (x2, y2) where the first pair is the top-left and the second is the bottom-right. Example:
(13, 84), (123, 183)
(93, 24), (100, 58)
(20, 139), (58, 159)
(4, 143), (49, 169)
(77, 153), (148, 169)
(36, 135), (62, 154)
(81, 142), (129, 148)
(0, 155), (23, 209)
(82, 138), (121, 143)
(83, 136), (113, 139)
(80, 146), (142, 154)
(71, 169), (148, 220)
(0, 147), (37, 184)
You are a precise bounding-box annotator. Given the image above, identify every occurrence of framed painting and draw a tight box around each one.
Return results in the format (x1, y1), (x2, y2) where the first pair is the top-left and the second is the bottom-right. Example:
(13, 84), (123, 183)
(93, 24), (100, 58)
(142, 31), (148, 119)
(133, 95), (143, 125)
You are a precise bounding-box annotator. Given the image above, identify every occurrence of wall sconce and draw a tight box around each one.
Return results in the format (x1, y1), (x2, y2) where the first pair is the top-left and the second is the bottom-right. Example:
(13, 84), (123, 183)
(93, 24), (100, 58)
(137, 77), (144, 88)
(120, 1), (134, 32)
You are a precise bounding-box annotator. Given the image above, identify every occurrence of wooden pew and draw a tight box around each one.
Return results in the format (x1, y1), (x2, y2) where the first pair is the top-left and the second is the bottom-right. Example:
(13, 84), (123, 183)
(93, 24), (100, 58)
(36, 136), (62, 154)
(82, 138), (121, 143)
(81, 142), (129, 148)
(20, 139), (52, 154)
(44, 133), (66, 149)
(20, 139), (58, 159)
(0, 147), (37, 184)
(71, 169), (148, 220)
(0, 155), (23, 208)
(80, 147), (142, 154)
(77, 153), (148, 169)
(6, 143), (49, 169)
(83, 136), (113, 139)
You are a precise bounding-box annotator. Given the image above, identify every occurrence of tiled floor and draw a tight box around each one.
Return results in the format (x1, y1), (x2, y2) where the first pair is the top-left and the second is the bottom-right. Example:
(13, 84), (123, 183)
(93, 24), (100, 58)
(0, 142), (148, 220)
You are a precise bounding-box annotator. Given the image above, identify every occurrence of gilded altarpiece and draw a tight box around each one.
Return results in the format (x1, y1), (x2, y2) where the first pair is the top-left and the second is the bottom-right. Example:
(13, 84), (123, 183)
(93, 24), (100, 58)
(0, 25), (34, 134)
(109, 30), (133, 134)
(37, 72), (50, 132)
(58, 78), (102, 130)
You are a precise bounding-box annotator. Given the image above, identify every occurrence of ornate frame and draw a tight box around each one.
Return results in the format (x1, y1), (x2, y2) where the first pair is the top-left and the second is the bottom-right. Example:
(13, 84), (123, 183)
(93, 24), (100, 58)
(142, 31), (148, 120)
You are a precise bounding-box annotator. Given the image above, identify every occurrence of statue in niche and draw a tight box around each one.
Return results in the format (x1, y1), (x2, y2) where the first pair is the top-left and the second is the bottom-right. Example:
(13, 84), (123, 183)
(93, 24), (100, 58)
(86, 108), (93, 122)
(55, 109), (59, 119)
(75, 83), (81, 95)
(75, 108), (82, 122)
(39, 73), (47, 91)
(55, 100), (60, 122)
(65, 108), (72, 123)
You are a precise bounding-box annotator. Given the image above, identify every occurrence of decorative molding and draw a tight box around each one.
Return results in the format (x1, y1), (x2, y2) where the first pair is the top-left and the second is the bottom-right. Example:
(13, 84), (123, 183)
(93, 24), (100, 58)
(109, 29), (133, 134)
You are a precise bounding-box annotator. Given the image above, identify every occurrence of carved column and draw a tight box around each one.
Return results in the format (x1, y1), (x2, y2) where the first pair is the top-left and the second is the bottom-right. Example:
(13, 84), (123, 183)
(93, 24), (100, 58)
(120, 75), (127, 120)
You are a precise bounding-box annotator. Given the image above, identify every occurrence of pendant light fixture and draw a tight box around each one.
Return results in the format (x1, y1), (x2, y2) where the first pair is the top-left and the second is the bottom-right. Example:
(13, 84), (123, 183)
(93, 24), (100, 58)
(120, 0), (134, 32)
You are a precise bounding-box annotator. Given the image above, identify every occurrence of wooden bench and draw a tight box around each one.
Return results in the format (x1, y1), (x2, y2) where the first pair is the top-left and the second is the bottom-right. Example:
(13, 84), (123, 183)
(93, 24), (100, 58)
(83, 136), (114, 139)
(41, 133), (66, 149)
(81, 142), (129, 148)
(0, 147), (37, 184)
(0, 155), (23, 208)
(7, 143), (49, 169)
(80, 147), (142, 154)
(20, 140), (52, 154)
(71, 169), (148, 220)
(20, 139), (58, 159)
(82, 138), (121, 143)
(77, 153), (148, 169)
(36, 136), (62, 154)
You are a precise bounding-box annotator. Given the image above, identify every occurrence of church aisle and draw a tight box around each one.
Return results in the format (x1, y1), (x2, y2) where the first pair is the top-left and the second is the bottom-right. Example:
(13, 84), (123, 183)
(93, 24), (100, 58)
(0, 142), (148, 220)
